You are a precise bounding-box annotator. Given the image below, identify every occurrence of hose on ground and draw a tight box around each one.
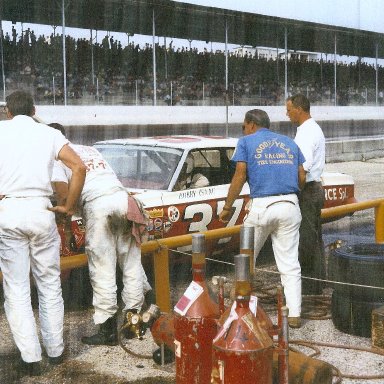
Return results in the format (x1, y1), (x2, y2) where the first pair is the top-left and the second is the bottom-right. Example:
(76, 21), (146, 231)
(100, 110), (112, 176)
(290, 339), (384, 381)
(118, 323), (152, 360)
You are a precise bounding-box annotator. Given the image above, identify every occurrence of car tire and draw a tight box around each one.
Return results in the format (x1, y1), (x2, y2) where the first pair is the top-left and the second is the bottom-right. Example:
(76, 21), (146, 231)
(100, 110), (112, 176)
(329, 243), (384, 337)
(331, 290), (384, 337)
(328, 243), (384, 301)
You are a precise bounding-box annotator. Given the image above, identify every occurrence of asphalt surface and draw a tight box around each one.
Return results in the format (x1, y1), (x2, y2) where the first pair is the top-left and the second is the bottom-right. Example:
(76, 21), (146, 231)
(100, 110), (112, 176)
(1, 158), (384, 383)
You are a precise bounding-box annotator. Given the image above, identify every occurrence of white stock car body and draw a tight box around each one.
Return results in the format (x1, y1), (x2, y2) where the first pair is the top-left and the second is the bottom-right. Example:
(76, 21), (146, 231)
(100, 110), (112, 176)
(93, 135), (356, 244)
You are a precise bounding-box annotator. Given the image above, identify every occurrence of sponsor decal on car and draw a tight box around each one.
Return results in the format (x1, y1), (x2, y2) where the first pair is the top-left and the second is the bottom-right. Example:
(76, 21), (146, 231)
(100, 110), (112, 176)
(154, 218), (163, 230)
(163, 220), (173, 233)
(148, 208), (164, 218)
(168, 206), (180, 222)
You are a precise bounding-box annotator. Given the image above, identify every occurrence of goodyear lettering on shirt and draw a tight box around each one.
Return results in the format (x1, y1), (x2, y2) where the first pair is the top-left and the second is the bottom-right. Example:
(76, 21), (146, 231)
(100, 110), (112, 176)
(255, 139), (294, 165)
(255, 139), (293, 159)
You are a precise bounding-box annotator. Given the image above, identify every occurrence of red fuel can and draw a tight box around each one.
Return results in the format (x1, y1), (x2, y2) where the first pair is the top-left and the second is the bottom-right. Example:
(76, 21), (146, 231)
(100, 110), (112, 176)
(212, 254), (273, 384)
(174, 234), (220, 384)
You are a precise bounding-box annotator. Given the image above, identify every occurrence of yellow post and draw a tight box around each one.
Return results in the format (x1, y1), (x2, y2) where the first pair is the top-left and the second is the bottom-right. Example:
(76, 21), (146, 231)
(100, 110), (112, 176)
(153, 246), (171, 312)
(375, 202), (384, 243)
(60, 253), (88, 271)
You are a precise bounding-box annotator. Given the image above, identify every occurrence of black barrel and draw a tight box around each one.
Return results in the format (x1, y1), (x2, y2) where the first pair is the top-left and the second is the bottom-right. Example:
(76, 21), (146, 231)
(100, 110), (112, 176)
(328, 243), (384, 337)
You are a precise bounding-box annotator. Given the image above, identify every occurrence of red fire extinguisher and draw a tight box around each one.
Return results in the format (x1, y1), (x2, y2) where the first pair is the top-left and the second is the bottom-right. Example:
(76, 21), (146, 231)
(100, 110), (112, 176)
(212, 254), (274, 384)
(174, 233), (220, 384)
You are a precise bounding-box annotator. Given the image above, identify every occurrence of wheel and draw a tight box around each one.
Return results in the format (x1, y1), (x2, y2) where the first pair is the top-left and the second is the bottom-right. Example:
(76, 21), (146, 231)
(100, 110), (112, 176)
(328, 243), (384, 301)
(331, 290), (384, 337)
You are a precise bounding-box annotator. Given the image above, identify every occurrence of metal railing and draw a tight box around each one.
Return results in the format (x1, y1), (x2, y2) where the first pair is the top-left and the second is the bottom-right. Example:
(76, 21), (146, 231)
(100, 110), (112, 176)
(143, 198), (384, 312)
(321, 198), (384, 243)
(1, 198), (384, 311)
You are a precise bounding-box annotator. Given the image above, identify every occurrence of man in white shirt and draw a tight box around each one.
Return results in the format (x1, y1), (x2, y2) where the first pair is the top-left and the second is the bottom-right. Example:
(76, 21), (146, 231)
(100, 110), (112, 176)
(51, 129), (151, 346)
(286, 94), (326, 295)
(0, 91), (85, 377)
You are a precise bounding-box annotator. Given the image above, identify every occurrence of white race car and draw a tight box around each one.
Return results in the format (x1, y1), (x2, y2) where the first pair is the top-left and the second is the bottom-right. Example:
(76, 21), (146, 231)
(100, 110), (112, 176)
(91, 135), (356, 242)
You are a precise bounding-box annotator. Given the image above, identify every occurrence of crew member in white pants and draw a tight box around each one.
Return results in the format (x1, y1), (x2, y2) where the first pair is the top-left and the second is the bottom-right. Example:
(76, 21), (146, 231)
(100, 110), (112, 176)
(51, 136), (151, 346)
(243, 195), (302, 317)
(0, 91), (85, 377)
(219, 109), (306, 329)
(83, 190), (150, 325)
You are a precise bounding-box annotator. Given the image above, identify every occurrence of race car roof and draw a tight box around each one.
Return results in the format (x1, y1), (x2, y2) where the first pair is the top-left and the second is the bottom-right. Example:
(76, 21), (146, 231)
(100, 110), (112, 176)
(94, 135), (239, 150)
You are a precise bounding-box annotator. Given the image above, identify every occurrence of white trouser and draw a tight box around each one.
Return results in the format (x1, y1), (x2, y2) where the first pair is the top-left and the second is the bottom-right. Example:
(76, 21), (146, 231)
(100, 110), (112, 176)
(0, 197), (64, 362)
(244, 194), (302, 317)
(83, 190), (149, 324)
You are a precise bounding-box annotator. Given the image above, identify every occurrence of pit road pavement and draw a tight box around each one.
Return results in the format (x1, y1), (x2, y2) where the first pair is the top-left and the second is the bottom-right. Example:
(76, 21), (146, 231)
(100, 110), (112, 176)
(0, 158), (384, 383)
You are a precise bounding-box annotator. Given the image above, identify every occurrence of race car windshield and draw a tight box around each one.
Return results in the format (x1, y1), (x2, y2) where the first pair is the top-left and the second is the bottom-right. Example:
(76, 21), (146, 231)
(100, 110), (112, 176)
(95, 144), (183, 190)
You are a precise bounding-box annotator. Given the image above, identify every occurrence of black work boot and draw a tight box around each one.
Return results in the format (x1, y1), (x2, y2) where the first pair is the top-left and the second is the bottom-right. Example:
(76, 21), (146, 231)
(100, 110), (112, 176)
(17, 359), (42, 377)
(144, 290), (156, 309)
(81, 314), (118, 346)
(48, 353), (64, 365)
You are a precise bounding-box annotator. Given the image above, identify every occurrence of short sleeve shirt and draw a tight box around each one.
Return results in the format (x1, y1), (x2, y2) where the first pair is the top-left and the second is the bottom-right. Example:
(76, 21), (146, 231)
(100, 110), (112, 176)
(294, 118), (325, 182)
(232, 128), (305, 198)
(0, 115), (68, 197)
(52, 144), (124, 203)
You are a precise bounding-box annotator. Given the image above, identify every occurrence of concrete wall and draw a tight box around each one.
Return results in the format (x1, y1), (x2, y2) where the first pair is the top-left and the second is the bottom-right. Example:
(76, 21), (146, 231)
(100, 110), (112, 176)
(36, 105), (384, 127)
(326, 137), (384, 162)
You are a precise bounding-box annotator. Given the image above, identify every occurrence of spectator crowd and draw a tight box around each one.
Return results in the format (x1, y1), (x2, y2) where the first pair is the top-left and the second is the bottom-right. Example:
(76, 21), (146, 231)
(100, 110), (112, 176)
(1, 26), (384, 106)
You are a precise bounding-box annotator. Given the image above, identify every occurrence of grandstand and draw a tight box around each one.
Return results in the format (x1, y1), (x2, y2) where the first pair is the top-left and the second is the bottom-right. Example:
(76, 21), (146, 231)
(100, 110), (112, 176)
(1, 0), (384, 106)
(0, 31), (383, 107)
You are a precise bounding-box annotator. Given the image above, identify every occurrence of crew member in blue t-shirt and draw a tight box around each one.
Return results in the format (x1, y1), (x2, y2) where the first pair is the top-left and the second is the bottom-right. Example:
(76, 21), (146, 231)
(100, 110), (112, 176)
(219, 109), (306, 328)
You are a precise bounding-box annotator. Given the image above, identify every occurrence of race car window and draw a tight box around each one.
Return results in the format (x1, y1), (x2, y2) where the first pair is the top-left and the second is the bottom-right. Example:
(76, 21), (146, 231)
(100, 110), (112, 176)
(190, 148), (234, 186)
(95, 144), (182, 189)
